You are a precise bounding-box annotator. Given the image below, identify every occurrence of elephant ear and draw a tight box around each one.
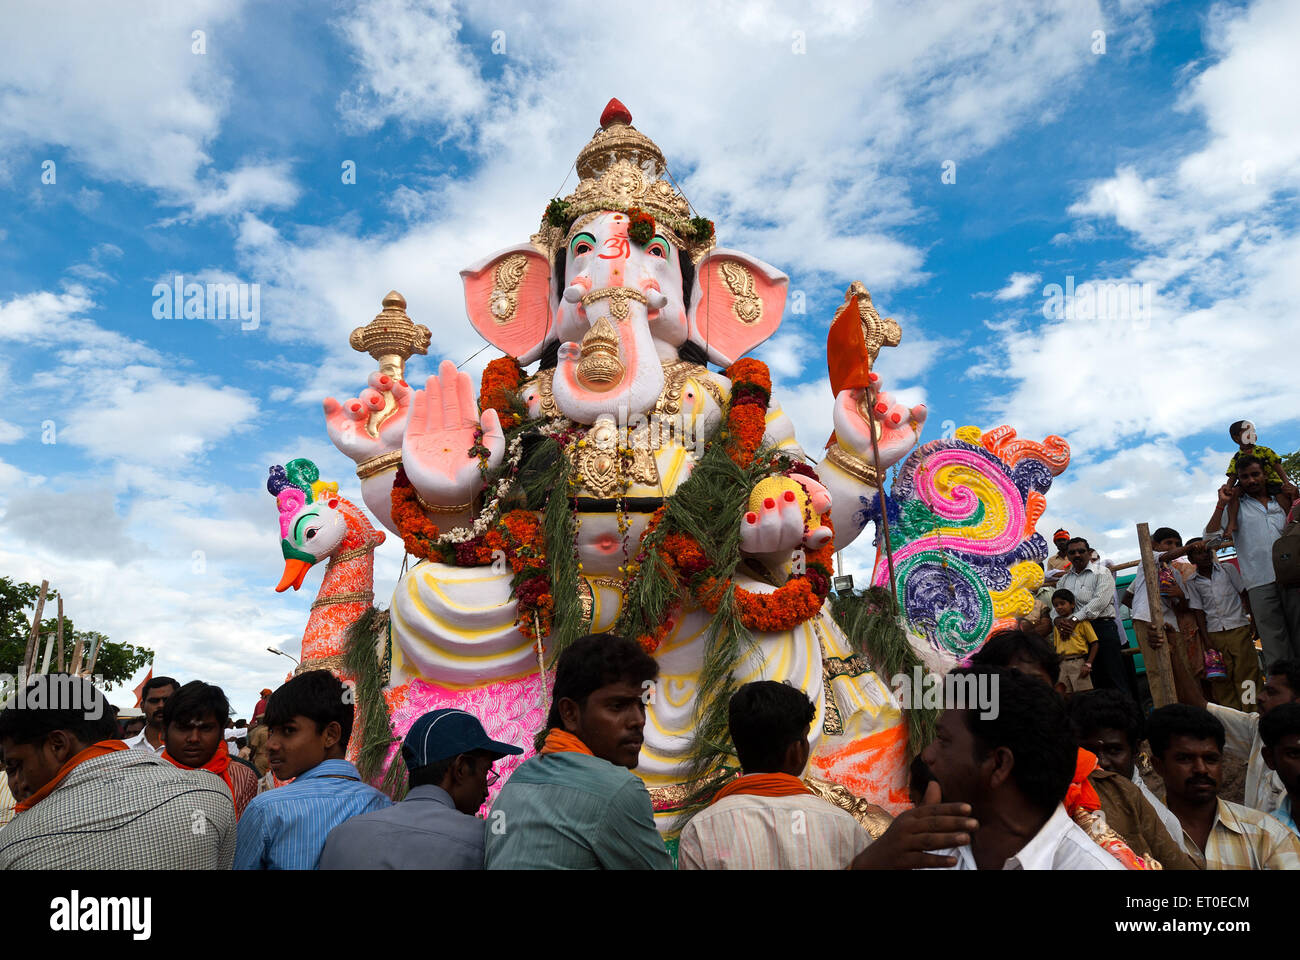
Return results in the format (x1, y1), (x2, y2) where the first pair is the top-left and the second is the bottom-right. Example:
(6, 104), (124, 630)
(460, 244), (554, 365)
(687, 248), (788, 367)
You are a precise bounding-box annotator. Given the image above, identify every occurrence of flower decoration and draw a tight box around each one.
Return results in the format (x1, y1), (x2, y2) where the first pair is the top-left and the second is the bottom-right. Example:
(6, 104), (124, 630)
(545, 198), (572, 228)
(688, 216), (715, 242)
(626, 206), (656, 246)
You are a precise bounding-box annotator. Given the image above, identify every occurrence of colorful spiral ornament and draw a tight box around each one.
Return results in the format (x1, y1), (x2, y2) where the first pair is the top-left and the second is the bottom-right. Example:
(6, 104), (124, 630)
(871, 426), (1070, 659)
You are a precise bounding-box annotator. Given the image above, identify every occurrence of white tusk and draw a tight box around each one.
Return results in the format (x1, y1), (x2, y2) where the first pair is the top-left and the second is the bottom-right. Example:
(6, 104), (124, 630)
(563, 284), (584, 303)
(646, 289), (668, 310)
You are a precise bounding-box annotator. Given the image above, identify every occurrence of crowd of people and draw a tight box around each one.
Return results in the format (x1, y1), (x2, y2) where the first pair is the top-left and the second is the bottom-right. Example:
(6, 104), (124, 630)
(1, 626), (1297, 870)
(0, 421), (1296, 870)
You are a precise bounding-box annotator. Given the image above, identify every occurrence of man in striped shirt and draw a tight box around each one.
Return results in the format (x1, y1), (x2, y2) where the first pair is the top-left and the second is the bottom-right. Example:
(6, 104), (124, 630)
(1149, 704), (1300, 869)
(234, 670), (390, 869)
(0, 673), (235, 869)
(679, 681), (872, 869)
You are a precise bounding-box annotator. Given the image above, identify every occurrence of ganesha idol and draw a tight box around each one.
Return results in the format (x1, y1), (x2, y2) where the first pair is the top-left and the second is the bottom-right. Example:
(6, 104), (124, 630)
(270, 99), (1068, 833)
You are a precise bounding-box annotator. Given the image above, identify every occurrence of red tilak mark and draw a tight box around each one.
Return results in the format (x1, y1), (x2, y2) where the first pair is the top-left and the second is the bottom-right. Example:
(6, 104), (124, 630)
(784, 490), (796, 502)
(764, 498), (776, 510)
(746, 512), (758, 524)
(599, 236), (630, 260)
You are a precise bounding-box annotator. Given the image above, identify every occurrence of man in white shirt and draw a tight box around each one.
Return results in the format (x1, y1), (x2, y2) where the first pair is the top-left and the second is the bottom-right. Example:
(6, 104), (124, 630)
(922, 666), (1122, 870)
(124, 676), (178, 756)
(1055, 537), (1135, 700)
(1206, 457), (1300, 667)
(679, 681), (873, 869)
(1177, 538), (1263, 711)
(1170, 645), (1298, 816)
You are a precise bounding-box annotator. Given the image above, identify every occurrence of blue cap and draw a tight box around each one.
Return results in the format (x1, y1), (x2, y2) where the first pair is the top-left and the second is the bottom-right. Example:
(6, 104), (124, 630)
(401, 708), (523, 769)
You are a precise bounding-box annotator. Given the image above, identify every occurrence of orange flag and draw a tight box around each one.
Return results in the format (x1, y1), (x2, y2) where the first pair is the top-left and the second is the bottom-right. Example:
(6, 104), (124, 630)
(132, 667), (153, 708)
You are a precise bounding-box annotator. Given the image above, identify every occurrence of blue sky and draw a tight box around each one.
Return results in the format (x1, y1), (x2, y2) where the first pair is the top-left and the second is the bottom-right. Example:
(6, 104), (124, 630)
(2, 0), (1297, 713)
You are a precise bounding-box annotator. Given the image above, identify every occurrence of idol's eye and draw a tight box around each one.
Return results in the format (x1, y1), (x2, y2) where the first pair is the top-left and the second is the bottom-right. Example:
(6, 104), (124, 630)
(305, 526), (318, 540)
(646, 236), (669, 259)
(571, 232), (596, 256)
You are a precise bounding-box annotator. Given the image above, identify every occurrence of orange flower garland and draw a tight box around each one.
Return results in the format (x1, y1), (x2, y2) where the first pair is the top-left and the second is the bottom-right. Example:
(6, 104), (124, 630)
(480, 356), (526, 430)
(395, 352), (832, 652)
(391, 467), (441, 557)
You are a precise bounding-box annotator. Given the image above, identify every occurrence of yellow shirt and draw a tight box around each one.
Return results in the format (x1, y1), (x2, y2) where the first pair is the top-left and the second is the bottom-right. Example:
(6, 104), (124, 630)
(1053, 618), (1098, 658)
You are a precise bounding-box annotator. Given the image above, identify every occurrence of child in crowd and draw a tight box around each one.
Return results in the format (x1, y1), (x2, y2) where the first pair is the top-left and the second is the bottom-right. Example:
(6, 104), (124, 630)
(233, 670), (390, 869)
(1224, 420), (1293, 538)
(1051, 589), (1097, 694)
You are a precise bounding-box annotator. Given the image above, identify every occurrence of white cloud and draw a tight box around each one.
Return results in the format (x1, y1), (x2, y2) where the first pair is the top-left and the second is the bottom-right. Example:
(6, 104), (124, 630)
(0, 421), (22, 443)
(981, 0), (1300, 454)
(335, 0), (489, 135)
(988, 271), (1043, 301)
(164, 163), (301, 224)
(0, 0), (300, 219)
(61, 369), (259, 466)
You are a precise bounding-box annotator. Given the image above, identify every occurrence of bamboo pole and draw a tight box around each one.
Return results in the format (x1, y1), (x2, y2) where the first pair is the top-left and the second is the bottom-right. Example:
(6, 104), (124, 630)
(70, 631), (86, 676)
(39, 616), (57, 674)
(85, 635), (103, 676)
(55, 598), (65, 672)
(1136, 523), (1176, 708)
(22, 580), (49, 675)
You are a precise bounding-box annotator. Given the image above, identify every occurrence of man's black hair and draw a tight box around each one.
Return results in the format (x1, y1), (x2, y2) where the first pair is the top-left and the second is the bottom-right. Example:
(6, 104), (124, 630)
(970, 628), (1061, 685)
(954, 665), (1076, 816)
(1260, 702), (1300, 750)
(1236, 454), (1264, 474)
(407, 748), (494, 789)
(1147, 704), (1225, 758)
(264, 669), (355, 749)
(1266, 658), (1300, 692)
(161, 680), (232, 730)
(1051, 588), (1076, 606)
(1067, 688), (1144, 749)
(142, 675), (180, 700)
(1229, 420), (1248, 443)
(538, 634), (659, 749)
(0, 674), (119, 747)
(409, 757), (456, 789)
(727, 680), (815, 773)
(1066, 536), (1090, 551)
(1151, 527), (1181, 545)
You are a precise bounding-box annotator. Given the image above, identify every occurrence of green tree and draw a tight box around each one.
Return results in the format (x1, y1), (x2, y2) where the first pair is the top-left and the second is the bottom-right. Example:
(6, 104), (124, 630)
(0, 576), (153, 689)
(1282, 449), (1299, 481)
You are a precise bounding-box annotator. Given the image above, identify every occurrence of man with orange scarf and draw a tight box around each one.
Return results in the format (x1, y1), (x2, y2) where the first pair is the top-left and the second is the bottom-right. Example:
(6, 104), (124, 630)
(679, 681), (873, 869)
(485, 634), (671, 869)
(161, 681), (259, 820)
(0, 673), (235, 869)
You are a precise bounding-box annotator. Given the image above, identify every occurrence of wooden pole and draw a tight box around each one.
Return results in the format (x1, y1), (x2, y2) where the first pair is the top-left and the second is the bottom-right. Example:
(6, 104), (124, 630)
(70, 631), (86, 677)
(1136, 523), (1176, 708)
(22, 580), (49, 676)
(55, 598), (65, 672)
(39, 615), (57, 674)
(85, 635), (103, 676)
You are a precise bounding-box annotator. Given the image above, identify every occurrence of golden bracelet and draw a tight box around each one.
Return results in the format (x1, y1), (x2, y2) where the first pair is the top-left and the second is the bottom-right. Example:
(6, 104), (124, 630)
(415, 492), (474, 514)
(823, 444), (881, 488)
(356, 450), (403, 481)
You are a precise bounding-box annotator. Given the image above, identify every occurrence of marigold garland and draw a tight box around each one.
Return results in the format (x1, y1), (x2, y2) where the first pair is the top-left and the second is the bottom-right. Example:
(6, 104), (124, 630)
(480, 356), (525, 431)
(626, 206), (655, 246)
(393, 352), (832, 651)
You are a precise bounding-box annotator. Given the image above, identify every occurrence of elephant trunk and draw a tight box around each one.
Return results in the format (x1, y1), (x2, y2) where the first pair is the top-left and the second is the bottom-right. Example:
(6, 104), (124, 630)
(553, 295), (665, 424)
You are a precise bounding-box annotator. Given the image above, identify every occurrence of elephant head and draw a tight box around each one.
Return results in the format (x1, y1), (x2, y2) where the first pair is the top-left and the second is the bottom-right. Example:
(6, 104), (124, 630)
(460, 99), (789, 424)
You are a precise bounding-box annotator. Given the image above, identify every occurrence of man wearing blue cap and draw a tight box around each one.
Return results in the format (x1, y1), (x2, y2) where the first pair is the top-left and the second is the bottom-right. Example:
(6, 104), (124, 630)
(318, 708), (522, 869)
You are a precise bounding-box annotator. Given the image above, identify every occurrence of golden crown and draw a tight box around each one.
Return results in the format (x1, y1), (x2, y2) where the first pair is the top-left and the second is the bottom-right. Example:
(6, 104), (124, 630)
(531, 99), (716, 263)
